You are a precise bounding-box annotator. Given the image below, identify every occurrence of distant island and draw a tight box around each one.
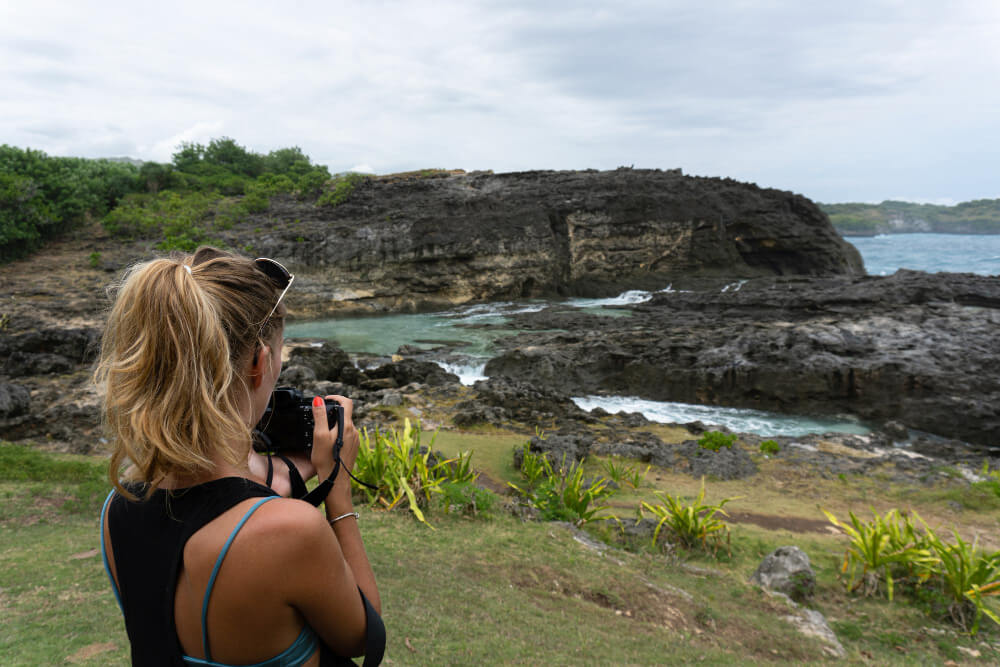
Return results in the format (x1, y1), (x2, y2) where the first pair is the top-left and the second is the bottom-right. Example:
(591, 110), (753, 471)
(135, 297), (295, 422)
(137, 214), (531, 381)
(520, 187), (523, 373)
(820, 199), (1000, 236)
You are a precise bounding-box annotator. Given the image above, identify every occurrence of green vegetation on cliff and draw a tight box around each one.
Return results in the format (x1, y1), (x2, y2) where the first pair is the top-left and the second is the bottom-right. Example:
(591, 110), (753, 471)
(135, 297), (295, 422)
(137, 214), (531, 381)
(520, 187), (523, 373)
(0, 146), (139, 260)
(821, 199), (1000, 235)
(0, 138), (333, 259)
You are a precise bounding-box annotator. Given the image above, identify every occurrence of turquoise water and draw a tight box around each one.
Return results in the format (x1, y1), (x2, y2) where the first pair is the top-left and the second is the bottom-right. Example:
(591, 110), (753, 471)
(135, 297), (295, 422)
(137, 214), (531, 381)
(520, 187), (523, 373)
(285, 301), (559, 364)
(846, 233), (1000, 276)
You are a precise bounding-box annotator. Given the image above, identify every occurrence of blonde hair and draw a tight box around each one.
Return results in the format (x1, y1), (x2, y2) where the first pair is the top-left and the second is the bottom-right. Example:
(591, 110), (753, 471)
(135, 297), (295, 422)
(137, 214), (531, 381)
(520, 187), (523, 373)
(94, 247), (286, 499)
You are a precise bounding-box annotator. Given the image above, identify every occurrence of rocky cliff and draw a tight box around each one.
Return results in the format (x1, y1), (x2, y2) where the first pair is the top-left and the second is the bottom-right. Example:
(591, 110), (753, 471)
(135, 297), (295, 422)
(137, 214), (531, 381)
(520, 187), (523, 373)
(236, 169), (863, 316)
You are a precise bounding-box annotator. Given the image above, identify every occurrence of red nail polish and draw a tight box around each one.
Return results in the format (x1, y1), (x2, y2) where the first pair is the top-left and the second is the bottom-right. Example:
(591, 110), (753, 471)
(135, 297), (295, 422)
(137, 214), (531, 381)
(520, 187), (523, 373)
(312, 396), (323, 407)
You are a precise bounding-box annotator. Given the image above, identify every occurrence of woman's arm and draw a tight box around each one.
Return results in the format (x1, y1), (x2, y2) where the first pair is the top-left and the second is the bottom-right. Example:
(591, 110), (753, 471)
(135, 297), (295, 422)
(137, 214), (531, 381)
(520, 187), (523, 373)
(309, 395), (381, 614)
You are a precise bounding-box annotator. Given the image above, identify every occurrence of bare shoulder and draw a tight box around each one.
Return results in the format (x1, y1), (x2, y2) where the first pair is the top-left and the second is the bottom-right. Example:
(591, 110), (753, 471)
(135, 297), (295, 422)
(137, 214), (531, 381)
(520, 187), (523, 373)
(229, 498), (336, 561)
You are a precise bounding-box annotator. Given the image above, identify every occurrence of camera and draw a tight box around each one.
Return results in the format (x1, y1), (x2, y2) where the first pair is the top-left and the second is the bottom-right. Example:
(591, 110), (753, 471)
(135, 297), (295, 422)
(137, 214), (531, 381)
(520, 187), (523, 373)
(252, 386), (343, 452)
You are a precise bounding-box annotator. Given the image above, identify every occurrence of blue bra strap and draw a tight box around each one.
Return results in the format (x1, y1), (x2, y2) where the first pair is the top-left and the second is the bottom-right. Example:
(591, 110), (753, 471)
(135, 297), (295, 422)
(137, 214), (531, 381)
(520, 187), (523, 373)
(183, 625), (318, 667)
(201, 496), (278, 661)
(100, 490), (123, 613)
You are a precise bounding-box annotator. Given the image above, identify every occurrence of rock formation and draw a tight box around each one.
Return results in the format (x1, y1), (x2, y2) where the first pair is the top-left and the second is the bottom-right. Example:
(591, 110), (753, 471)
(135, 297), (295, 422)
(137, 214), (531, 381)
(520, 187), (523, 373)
(236, 169), (863, 316)
(482, 270), (1000, 450)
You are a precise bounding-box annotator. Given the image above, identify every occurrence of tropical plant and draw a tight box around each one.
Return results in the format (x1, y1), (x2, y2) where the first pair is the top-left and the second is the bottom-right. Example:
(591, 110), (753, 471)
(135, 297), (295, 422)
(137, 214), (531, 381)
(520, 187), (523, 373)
(352, 419), (475, 527)
(823, 508), (936, 601)
(509, 445), (617, 527)
(640, 478), (738, 555)
(601, 456), (650, 489)
(919, 522), (1000, 634)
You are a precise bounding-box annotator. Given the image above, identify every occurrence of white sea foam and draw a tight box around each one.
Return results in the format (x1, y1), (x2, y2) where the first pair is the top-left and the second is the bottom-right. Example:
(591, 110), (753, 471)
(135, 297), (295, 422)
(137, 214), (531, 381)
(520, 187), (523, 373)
(435, 360), (488, 385)
(571, 395), (870, 437)
(567, 290), (653, 309)
(721, 280), (748, 293)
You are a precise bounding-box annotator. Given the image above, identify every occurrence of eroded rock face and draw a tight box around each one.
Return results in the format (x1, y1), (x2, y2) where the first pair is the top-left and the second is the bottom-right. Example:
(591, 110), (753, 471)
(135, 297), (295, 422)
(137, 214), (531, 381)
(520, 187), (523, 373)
(484, 271), (1000, 450)
(236, 169), (863, 316)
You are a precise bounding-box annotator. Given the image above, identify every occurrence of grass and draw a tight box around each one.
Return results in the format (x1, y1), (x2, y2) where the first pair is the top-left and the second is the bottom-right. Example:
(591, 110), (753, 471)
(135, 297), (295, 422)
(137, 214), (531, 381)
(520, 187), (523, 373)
(2, 438), (999, 664)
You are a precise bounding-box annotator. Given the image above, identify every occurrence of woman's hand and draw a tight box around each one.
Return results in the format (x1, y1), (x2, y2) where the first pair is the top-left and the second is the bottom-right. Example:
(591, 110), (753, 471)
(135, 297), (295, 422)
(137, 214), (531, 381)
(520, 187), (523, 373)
(310, 395), (361, 509)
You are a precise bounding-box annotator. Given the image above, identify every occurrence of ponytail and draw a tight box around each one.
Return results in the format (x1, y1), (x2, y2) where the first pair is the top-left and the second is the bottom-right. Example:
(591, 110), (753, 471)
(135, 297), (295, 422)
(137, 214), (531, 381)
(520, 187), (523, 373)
(94, 248), (284, 499)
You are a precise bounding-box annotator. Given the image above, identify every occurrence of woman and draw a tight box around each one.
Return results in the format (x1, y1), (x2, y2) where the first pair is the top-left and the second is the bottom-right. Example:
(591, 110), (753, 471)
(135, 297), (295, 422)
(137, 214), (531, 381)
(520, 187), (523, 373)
(96, 247), (383, 666)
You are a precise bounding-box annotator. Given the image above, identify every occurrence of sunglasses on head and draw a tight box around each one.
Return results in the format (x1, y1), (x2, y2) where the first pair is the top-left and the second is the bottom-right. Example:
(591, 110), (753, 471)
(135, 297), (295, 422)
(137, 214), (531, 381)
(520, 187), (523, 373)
(254, 257), (295, 330)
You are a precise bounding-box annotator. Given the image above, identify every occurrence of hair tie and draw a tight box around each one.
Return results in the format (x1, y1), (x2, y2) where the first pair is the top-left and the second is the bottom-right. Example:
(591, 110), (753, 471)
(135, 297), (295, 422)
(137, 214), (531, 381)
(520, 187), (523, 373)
(183, 265), (192, 275)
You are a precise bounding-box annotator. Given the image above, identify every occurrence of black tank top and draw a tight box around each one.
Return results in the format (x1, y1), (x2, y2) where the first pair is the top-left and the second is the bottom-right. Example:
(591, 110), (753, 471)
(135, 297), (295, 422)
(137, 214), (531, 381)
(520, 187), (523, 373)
(104, 477), (383, 666)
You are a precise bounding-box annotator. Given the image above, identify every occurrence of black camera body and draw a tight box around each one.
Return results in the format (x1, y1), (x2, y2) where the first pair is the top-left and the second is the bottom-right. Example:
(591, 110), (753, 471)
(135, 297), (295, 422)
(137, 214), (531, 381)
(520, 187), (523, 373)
(253, 386), (343, 452)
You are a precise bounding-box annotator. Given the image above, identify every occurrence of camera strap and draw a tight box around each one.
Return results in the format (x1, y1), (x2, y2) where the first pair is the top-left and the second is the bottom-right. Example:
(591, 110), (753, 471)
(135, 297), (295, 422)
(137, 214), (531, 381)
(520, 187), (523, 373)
(300, 456), (380, 506)
(264, 454), (308, 499)
(300, 425), (379, 507)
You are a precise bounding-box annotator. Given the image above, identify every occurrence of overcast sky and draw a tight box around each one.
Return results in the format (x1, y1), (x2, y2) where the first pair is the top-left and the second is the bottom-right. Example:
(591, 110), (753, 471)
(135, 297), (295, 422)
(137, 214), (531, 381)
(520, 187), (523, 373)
(2, 0), (997, 204)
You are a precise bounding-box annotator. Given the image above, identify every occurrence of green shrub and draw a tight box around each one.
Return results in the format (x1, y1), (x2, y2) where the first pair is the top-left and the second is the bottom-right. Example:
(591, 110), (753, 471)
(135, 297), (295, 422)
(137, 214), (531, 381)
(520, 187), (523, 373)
(922, 525), (1000, 634)
(823, 508), (935, 600)
(438, 480), (497, 517)
(972, 462), (1000, 499)
(296, 169), (330, 199)
(825, 507), (1000, 635)
(1, 145), (141, 260)
(317, 172), (369, 207)
(509, 445), (617, 527)
(640, 477), (738, 556)
(698, 431), (737, 452)
(352, 419), (476, 527)
(102, 190), (229, 251)
(759, 439), (780, 455)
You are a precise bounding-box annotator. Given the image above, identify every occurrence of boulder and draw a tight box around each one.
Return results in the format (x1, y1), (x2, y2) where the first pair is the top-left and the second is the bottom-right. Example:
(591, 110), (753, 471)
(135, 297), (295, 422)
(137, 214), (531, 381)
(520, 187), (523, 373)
(366, 359), (459, 387)
(278, 364), (317, 386)
(286, 342), (351, 382)
(513, 433), (595, 468)
(591, 432), (674, 467)
(678, 440), (758, 481)
(0, 382), (30, 418)
(750, 546), (816, 602)
(458, 376), (591, 426)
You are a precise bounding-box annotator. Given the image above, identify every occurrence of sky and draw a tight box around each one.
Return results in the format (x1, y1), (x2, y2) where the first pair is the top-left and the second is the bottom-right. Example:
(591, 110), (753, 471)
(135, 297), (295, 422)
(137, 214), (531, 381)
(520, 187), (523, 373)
(2, 0), (998, 204)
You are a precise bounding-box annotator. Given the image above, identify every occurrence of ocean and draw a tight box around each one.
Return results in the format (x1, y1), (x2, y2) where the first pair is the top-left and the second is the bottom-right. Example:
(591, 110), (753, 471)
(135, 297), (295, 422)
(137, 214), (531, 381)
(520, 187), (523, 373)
(287, 233), (996, 436)
(846, 233), (1000, 276)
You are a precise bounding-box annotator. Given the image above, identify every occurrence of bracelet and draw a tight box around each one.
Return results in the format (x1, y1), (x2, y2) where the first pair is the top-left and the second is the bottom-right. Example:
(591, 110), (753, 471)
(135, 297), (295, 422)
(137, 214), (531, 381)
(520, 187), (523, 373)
(329, 511), (359, 525)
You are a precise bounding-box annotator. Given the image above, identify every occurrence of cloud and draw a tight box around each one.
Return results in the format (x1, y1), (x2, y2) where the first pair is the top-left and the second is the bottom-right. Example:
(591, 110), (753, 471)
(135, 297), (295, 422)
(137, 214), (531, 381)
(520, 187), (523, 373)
(144, 122), (227, 162)
(0, 0), (997, 202)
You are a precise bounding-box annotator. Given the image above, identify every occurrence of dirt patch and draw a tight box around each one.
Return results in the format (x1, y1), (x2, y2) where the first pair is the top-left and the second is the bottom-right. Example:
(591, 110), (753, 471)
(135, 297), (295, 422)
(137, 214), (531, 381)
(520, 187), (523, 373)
(474, 471), (510, 495)
(725, 511), (839, 535)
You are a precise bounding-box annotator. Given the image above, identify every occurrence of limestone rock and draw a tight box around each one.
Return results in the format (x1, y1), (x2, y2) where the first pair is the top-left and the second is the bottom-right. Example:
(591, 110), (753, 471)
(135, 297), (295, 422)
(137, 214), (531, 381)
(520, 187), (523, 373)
(750, 546), (816, 602)
(783, 609), (846, 659)
(234, 169), (863, 316)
